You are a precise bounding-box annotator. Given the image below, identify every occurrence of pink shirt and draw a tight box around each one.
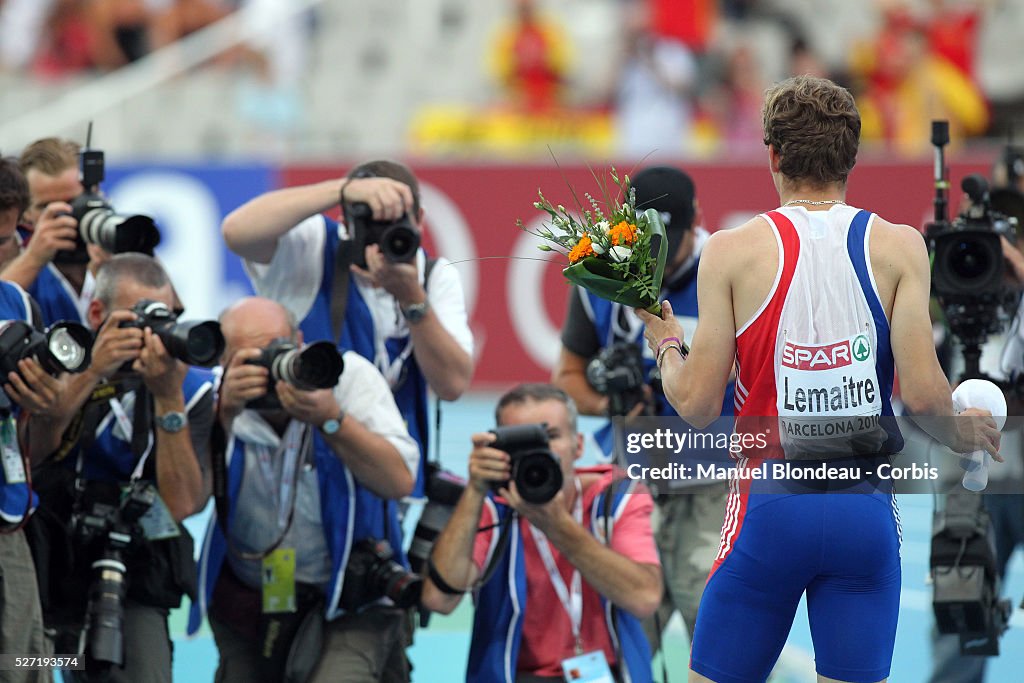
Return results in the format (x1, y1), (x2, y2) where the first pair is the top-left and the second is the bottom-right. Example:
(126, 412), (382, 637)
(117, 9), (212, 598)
(472, 466), (659, 677)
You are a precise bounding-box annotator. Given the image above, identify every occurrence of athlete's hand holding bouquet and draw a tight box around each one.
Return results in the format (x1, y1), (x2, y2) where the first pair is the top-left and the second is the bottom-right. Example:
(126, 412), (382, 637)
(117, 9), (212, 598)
(519, 168), (668, 314)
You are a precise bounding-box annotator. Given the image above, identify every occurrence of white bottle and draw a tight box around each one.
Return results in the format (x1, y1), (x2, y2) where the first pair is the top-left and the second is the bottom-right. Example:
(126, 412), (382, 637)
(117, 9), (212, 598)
(951, 379), (1006, 492)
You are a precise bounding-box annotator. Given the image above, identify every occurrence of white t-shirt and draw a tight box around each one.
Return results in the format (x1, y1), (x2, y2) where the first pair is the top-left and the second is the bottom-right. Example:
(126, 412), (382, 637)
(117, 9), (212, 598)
(244, 215), (474, 386)
(226, 351), (419, 589)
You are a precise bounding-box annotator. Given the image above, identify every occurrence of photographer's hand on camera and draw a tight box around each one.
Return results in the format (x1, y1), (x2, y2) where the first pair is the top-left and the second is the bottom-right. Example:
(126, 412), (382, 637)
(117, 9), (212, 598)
(467, 432), (511, 495)
(90, 310), (144, 380)
(353, 243), (423, 305)
(218, 348), (269, 427)
(134, 327), (188, 400)
(4, 357), (66, 417)
(0, 202), (78, 289)
(276, 381), (340, 429)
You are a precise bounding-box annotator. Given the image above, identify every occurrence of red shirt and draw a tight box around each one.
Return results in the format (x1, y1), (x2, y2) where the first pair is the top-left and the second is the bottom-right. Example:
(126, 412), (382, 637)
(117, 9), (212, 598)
(472, 467), (659, 677)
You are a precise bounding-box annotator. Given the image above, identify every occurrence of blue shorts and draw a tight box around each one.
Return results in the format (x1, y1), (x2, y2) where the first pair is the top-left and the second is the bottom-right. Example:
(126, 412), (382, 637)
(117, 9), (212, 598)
(690, 492), (902, 683)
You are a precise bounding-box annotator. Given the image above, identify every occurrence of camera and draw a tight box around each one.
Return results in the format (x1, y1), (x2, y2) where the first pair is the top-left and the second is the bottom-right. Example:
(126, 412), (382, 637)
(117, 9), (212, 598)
(931, 493), (1012, 655)
(407, 462), (466, 624)
(490, 423), (563, 504)
(244, 339), (344, 410)
(586, 341), (649, 417)
(0, 320), (93, 379)
(344, 201), (421, 267)
(57, 144), (160, 264)
(72, 480), (156, 671)
(339, 538), (423, 612)
(925, 121), (1022, 366)
(120, 300), (224, 368)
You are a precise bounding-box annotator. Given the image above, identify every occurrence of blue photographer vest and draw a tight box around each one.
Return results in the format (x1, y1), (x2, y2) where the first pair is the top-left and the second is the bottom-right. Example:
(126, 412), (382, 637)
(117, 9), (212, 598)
(297, 217), (430, 498)
(582, 262), (736, 456)
(467, 472), (653, 683)
(27, 263), (89, 326)
(61, 368), (214, 482)
(188, 424), (406, 633)
(0, 281), (37, 525)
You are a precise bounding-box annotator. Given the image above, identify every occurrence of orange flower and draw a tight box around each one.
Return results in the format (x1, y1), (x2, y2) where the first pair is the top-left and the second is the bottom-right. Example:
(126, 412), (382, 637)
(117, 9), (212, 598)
(608, 221), (637, 246)
(568, 235), (595, 263)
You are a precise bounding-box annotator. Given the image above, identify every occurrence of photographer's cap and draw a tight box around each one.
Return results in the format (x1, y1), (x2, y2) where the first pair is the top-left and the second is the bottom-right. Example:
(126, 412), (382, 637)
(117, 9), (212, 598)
(631, 166), (696, 257)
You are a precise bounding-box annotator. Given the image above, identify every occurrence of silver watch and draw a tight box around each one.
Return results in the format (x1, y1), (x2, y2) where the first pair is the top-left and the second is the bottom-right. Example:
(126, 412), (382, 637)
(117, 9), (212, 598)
(401, 300), (430, 324)
(155, 411), (187, 433)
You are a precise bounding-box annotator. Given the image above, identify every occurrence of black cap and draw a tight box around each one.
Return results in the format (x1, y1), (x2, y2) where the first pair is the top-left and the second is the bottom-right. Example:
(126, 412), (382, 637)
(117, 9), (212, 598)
(631, 166), (696, 258)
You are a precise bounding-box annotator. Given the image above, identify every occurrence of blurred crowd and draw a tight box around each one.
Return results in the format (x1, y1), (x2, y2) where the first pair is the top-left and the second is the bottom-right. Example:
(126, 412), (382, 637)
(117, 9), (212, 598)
(488, 0), (1024, 156)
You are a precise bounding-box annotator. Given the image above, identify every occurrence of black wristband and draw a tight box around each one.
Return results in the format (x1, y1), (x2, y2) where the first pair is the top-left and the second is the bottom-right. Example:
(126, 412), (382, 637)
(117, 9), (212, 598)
(427, 555), (468, 596)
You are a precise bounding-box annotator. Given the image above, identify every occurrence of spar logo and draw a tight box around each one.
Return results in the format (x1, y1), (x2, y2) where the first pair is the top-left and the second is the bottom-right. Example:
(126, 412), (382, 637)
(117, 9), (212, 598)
(781, 337), (866, 370)
(852, 334), (871, 362)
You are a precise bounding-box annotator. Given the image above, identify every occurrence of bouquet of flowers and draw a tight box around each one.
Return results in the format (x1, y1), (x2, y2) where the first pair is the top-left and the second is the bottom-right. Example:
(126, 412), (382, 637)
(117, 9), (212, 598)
(519, 168), (668, 314)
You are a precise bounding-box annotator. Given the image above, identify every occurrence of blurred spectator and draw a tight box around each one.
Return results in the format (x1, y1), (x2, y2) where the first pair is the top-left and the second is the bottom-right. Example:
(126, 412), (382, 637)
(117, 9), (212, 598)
(150, 0), (230, 50)
(487, 0), (569, 113)
(924, 0), (981, 79)
(647, 0), (717, 55)
(0, 0), (54, 72)
(32, 0), (95, 77)
(88, 0), (160, 69)
(852, 8), (989, 153)
(701, 41), (766, 150)
(612, 1), (697, 158)
(788, 36), (830, 79)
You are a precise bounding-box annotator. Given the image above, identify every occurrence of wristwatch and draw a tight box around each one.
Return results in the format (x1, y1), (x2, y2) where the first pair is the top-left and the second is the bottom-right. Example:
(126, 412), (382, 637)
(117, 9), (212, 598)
(401, 299), (430, 325)
(155, 411), (188, 433)
(321, 410), (347, 435)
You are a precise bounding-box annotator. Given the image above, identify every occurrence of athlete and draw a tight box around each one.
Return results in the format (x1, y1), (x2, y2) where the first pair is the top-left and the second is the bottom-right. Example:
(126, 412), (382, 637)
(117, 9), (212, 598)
(637, 75), (1002, 683)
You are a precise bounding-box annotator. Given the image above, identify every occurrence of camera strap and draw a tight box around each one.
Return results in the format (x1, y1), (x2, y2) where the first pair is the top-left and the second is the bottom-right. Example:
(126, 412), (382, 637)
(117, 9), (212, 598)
(330, 239), (354, 347)
(107, 395), (155, 480)
(528, 477), (585, 654)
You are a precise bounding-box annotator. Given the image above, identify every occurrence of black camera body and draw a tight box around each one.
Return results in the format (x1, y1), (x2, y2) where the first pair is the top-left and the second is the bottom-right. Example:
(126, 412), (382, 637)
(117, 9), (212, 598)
(120, 300), (224, 368)
(72, 480), (156, 671)
(0, 320), (93, 379)
(925, 122), (1022, 359)
(408, 462), (466, 576)
(244, 339), (344, 410)
(340, 538), (422, 612)
(927, 175), (1021, 349)
(56, 147), (160, 264)
(931, 493), (1011, 655)
(344, 202), (421, 267)
(490, 423), (563, 504)
(586, 341), (649, 417)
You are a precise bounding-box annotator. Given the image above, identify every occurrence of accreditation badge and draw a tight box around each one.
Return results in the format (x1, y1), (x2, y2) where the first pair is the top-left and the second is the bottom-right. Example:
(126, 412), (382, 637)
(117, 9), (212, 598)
(262, 547), (297, 614)
(560, 651), (615, 683)
(0, 416), (25, 484)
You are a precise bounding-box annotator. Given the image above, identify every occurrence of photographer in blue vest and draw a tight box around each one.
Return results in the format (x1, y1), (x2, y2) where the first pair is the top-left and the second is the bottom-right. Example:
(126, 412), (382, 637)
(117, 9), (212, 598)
(553, 166), (733, 655)
(26, 253), (214, 683)
(421, 384), (662, 683)
(189, 296), (419, 683)
(0, 155), (76, 683)
(2, 138), (110, 325)
(222, 160), (474, 499)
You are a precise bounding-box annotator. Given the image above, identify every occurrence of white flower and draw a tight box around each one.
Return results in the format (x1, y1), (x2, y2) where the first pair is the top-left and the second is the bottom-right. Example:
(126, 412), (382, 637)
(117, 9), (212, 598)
(591, 241), (606, 255)
(609, 246), (632, 262)
(595, 220), (610, 233)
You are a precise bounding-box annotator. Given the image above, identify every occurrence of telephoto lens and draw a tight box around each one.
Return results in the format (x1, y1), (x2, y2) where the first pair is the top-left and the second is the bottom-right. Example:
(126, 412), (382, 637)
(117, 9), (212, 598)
(82, 550), (129, 670)
(269, 341), (344, 390)
(123, 300), (225, 367)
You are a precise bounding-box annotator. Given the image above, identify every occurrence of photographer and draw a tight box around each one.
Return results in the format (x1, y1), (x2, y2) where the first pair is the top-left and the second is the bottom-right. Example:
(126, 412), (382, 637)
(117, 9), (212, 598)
(27, 253), (214, 683)
(2, 138), (109, 325)
(0, 156), (74, 683)
(222, 160), (474, 498)
(188, 296), (419, 683)
(421, 384), (662, 683)
(552, 165), (731, 653)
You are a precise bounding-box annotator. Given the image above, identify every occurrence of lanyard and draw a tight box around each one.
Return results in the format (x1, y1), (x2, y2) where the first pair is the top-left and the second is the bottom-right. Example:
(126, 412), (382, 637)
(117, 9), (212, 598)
(253, 420), (308, 529)
(529, 477), (585, 655)
(108, 396), (153, 481)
